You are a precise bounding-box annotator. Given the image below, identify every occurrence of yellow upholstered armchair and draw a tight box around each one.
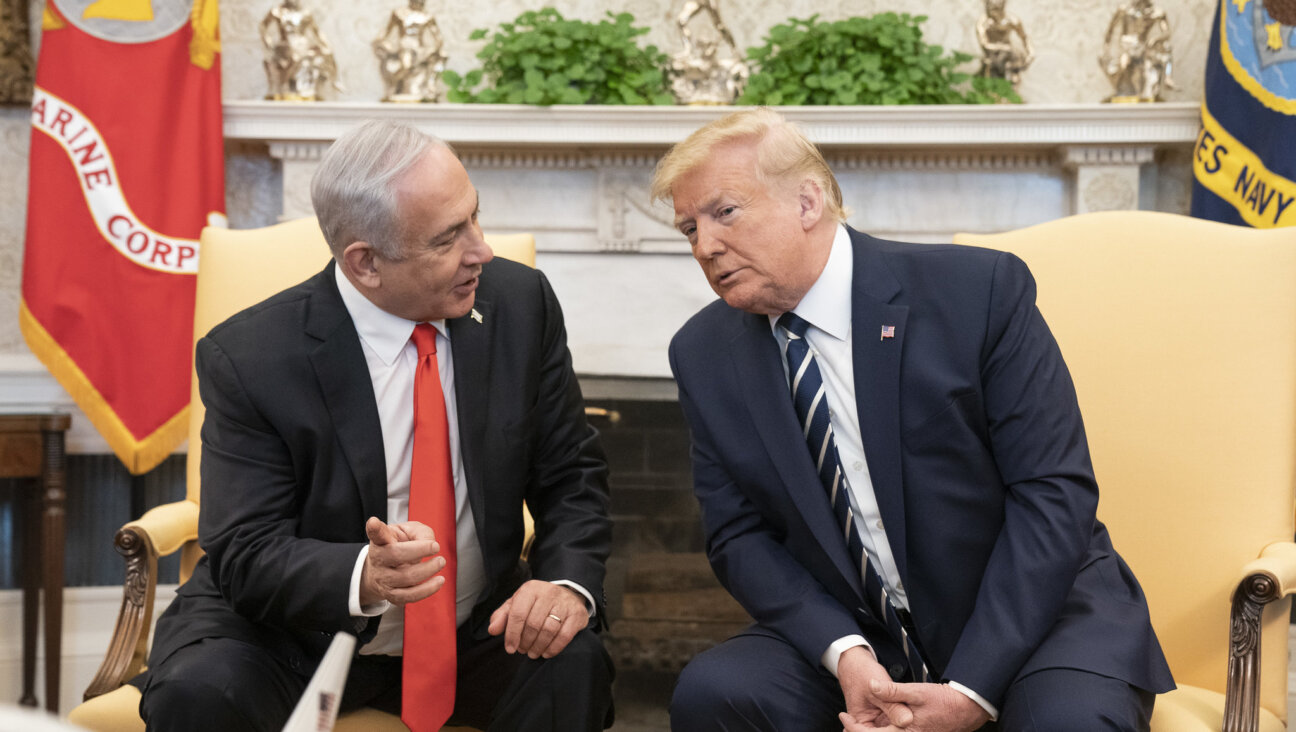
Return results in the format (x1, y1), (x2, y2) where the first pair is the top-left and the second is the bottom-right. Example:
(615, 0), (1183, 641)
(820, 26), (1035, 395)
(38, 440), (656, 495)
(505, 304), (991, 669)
(953, 211), (1296, 732)
(68, 218), (536, 732)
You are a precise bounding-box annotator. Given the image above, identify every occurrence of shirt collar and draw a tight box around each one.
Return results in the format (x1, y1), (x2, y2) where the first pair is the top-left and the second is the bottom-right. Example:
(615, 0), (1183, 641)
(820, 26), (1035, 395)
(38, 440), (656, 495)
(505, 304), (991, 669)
(333, 261), (447, 366)
(768, 224), (853, 341)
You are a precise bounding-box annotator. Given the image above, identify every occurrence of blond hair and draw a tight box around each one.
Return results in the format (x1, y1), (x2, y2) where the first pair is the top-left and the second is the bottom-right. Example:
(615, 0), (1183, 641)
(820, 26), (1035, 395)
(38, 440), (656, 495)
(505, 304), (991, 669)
(650, 107), (849, 222)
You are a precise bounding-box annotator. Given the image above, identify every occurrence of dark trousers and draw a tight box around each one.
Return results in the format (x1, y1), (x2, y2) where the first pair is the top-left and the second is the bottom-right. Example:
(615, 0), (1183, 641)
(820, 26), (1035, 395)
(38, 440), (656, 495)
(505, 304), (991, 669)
(669, 628), (1154, 732)
(139, 623), (614, 732)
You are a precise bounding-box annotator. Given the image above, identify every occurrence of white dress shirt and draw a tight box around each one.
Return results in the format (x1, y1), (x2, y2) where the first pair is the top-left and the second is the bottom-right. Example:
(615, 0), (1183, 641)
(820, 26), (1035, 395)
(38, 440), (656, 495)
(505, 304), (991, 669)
(336, 263), (488, 655)
(333, 264), (591, 656)
(770, 226), (996, 719)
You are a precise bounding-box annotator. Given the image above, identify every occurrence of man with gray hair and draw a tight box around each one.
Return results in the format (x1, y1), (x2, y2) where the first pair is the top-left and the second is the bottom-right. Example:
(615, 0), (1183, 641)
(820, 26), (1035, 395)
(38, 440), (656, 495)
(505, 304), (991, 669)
(656, 108), (1173, 731)
(138, 119), (614, 732)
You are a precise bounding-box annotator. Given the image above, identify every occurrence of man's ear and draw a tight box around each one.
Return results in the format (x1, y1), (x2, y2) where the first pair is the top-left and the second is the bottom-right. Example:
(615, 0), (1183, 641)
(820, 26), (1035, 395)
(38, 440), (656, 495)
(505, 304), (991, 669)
(797, 179), (825, 231)
(340, 241), (381, 290)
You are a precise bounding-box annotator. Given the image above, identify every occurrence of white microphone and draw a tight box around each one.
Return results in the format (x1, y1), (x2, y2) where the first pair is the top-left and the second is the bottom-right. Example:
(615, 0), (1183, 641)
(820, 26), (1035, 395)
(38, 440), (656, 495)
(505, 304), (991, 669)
(282, 632), (356, 732)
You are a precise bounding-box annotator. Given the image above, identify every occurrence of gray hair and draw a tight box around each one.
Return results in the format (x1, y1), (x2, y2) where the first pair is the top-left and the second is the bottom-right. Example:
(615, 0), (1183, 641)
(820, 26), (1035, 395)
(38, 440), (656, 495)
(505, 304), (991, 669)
(310, 119), (449, 260)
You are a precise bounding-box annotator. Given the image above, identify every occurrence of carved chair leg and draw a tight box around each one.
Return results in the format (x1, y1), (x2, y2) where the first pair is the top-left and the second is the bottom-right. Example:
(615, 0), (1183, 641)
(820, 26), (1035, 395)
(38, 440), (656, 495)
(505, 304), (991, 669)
(1223, 572), (1280, 732)
(83, 527), (158, 700)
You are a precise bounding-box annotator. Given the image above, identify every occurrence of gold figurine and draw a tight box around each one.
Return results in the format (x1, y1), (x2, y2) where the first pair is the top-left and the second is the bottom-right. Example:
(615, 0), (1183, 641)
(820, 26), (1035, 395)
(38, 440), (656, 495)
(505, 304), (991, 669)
(1099, 0), (1175, 102)
(260, 0), (342, 101)
(668, 0), (748, 105)
(977, 0), (1033, 86)
(373, 0), (446, 103)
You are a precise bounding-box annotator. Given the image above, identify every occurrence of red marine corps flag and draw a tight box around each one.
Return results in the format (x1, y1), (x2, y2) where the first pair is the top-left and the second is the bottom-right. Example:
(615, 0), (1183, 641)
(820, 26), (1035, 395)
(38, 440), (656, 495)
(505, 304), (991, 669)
(21, 0), (223, 474)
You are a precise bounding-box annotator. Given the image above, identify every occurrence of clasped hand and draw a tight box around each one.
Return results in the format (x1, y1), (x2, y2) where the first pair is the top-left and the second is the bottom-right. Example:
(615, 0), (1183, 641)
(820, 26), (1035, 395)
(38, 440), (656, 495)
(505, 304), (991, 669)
(837, 647), (989, 732)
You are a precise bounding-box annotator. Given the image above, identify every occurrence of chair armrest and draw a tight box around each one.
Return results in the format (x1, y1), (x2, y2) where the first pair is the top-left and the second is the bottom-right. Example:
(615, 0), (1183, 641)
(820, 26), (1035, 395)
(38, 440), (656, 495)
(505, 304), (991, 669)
(125, 500), (199, 557)
(1223, 541), (1296, 732)
(1240, 542), (1296, 596)
(522, 502), (535, 562)
(82, 500), (198, 701)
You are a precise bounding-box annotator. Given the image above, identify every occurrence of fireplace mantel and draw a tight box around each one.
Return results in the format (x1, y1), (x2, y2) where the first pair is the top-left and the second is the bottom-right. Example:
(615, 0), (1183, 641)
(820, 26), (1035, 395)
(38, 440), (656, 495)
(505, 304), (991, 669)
(227, 101), (1201, 388)
(4, 102), (1205, 452)
(226, 101), (1203, 253)
(224, 100), (1200, 149)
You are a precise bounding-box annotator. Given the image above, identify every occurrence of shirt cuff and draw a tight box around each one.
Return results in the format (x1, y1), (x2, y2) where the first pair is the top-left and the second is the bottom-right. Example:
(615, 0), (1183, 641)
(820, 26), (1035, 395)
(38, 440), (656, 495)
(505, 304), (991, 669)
(946, 680), (999, 721)
(348, 544), (391, 618)
(820, 635), (873, 677)
(551, 579), (597, 619)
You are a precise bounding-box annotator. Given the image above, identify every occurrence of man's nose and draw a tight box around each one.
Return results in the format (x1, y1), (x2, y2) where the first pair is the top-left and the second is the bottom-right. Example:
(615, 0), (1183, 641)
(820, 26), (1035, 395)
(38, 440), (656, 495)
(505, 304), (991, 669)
(466, 224), (494, 265)
(694, 221), (725, 259)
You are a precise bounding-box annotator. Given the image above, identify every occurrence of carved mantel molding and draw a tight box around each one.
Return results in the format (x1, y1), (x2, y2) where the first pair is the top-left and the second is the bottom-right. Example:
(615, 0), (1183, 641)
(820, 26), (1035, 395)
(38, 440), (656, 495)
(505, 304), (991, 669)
(0, 103), (1208, 454)
(229, 100), (1201, 226)
(225, 100), (1201, 149)
(228, 100), (1204, 392)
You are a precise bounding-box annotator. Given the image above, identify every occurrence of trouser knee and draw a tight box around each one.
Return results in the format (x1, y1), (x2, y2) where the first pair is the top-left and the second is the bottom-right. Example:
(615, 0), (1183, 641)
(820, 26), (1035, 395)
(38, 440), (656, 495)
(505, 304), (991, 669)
(544, 629), (609, 678)
(670, 650), (769, 731)
(139, 637), (302, 732)
(486, 629), (614, 732)
(141, 675), (267, 732)
(998, 668), (1154, 732)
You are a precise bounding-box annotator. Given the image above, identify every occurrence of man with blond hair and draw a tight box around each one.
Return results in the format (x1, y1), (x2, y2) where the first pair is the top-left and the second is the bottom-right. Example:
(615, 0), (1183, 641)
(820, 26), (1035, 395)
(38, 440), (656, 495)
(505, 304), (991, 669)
(655, 108), (1173, 731)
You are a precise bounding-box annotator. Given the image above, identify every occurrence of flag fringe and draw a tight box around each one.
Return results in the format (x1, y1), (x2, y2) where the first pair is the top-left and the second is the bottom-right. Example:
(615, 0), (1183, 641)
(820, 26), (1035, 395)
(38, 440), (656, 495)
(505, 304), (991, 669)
(19, 299), (190, 475)
(189, 0), (220, 70)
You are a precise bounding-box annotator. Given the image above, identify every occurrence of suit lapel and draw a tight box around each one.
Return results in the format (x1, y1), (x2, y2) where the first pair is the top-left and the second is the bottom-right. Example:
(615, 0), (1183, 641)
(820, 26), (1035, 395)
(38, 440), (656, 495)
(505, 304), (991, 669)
(449, 299), (493, 564)
(730, 313), (864, 599)
(305, 266), (389, 522)
(848, 229), (911, 582)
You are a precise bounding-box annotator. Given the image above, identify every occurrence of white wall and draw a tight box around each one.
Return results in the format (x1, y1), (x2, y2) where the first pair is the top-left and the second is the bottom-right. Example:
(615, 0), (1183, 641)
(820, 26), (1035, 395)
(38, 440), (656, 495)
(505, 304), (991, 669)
(0, 585), (176, 717)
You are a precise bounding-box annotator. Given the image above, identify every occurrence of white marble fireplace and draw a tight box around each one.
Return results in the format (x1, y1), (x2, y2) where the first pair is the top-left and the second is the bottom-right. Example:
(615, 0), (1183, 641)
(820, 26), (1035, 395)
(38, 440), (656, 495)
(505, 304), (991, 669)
(2, 102), (1202, 450)
(230, 101), (1200, 396)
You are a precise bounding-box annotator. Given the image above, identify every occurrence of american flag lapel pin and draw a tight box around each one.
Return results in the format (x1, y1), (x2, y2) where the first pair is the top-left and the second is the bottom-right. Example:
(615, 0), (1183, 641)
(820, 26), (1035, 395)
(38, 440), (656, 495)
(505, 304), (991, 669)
(470, 308), (483, 324)
(880, 325), (895, 341)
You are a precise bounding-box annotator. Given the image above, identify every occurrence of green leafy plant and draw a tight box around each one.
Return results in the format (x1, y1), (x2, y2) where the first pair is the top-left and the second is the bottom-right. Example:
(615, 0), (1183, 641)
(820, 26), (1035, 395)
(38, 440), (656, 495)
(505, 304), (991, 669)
(738, 13), (1021, 106)
(443, 8), (674, 105)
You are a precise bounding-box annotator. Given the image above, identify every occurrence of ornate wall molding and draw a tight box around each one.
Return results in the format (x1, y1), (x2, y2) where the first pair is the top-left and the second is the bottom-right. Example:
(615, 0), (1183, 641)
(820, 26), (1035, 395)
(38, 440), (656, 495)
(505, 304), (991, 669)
(1061, 145), (1158, 167)
(1061, 145), (1159, 213)
(828, 151), (1058, 171)
(266, 141), (327, 162)
(459, 151), (593, 169)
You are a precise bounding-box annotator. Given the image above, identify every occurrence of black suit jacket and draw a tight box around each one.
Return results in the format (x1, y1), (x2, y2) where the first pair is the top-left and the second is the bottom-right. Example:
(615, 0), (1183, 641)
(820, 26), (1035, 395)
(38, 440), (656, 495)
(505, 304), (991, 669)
(668, 227), (1173, 707)
(150, 258), (611, 675)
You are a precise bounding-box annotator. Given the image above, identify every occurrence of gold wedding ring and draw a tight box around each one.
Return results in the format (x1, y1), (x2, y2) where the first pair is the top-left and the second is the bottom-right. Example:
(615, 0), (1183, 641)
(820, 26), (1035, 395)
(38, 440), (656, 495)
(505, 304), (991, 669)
(547, 613), (562, 623)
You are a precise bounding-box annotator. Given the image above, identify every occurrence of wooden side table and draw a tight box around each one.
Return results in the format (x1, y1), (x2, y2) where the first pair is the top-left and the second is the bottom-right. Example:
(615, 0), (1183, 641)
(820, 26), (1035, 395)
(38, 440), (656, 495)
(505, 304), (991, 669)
(0, 411), (72, 713)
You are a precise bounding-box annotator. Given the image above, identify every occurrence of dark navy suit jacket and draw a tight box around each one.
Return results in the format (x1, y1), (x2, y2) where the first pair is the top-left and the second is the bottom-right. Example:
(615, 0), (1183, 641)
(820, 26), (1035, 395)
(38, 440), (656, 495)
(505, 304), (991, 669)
(668, 227), (1174, 707)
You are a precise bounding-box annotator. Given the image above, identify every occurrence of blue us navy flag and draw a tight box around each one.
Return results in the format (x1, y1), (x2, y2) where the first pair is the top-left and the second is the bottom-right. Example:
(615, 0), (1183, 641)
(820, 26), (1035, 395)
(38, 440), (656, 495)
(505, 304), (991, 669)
(1190, 0), (1296, 228)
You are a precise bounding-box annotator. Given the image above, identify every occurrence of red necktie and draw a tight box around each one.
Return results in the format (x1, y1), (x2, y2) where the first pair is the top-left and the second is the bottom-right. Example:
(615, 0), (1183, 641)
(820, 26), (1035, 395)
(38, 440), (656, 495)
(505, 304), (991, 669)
(402, 323), (458, 731)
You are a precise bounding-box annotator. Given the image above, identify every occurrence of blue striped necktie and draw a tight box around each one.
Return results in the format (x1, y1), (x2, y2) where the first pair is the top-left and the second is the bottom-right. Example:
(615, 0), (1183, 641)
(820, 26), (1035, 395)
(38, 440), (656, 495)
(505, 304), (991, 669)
(778, 311), (931, 683)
